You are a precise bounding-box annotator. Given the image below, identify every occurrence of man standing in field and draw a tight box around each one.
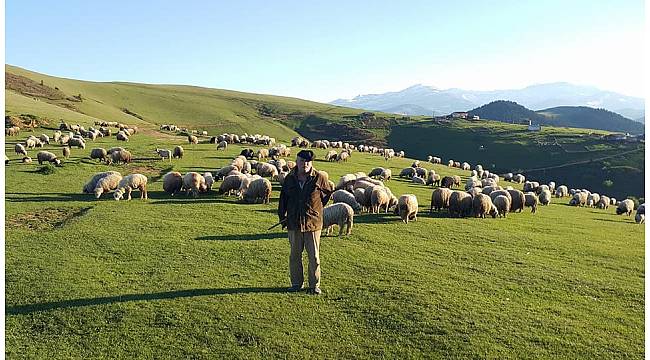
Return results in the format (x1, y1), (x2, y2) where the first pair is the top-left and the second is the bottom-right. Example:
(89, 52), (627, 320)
(278, 150), (333, 295)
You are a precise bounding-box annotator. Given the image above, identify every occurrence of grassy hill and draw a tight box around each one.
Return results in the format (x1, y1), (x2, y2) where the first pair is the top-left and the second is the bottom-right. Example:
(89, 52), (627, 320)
(469, 100), (644, 134)
(5, 64), (402, 143)
(388, 119), (644, 198)
(4, 127), (645, 358)
(5, 65), (645, 198)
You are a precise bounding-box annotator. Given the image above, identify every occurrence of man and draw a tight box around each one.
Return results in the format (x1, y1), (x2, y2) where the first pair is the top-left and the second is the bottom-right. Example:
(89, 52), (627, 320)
(277, 150), (333, 295)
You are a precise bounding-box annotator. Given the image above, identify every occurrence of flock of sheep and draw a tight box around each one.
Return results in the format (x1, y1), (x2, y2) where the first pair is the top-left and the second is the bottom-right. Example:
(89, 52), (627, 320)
(5, 123), (645, 236)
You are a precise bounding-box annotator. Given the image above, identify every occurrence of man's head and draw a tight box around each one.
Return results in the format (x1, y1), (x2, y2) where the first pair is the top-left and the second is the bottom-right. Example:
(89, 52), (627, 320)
(296, 150), (314, 175)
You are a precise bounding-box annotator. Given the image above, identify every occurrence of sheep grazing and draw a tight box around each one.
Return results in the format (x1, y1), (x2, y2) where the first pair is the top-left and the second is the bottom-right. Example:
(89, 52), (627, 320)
(524, 192), (539, 213)
(22, 156), (32, 163)
(183, 172), (206, 197)
(173, 146), (184, 159)
(93, 172), (123, 198)
(68, 137), (86, 149)
(616, 199), (635, 216)
(256, 162), (279, 179)
(323, 203), (354, 236)
(90, 148), (108, 163)
(635, 204), (645, 224)
(162, 171), (183, 196)
(83, 171), (121, 194)
(493, 195), (510, 218)
(219, 173), (247, 196)
(461, 162), (471, 171)
(36, 151), (62, 166)
(504, 173), (513, 181)
(336, 151), (350, 162)
(426, 172), (440, 187)
(14, 143), (27, 156)
(587, 193), (601, 208)
(325, 150), (337, 161)
(370, 186), (391, 213)
(113, 174), (148, 201)
(473, 193), (497, 218)
(396, 194), (418, 224)
(332, 189), (362, 213)
(155, 148), (172, 161)
(512, 174), (525, 184)
(555, 185), (568, 198)
(597, 196), (610, 209)
(203, 172), (214, 191)
(467, 187), (482, 197)
(110, 149), (133, 164)
(430, 187), (452, 212)
(441, 176), (455, 189)
(538, 189), (552, 206)
(115, 132), (129, 142)
(411, 175), (426, 185)
(188, 135), (199, 144)
(336, 174), (358, 191)
(569, 192), (588, 207)
(399, 167), (416, 179)
(449, 191), (472, 218)
(506, 189), (525, 213)
(242, 177), (272, 204)
(216, 140), (228, 150)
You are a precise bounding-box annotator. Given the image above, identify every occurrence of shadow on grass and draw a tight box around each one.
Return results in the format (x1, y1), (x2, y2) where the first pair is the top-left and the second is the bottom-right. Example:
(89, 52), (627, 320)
(195, 232), (286, 241)
(5, 192), (95, 203)
(6, 287), (287, 316)
(354, 213), (402, 224)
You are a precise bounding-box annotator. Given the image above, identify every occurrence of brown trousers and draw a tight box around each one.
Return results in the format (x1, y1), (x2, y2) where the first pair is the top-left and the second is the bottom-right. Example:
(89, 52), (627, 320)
(288, 230), (321, 289)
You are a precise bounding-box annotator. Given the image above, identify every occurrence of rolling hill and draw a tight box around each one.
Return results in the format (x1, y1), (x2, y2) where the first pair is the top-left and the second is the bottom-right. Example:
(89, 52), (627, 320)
(4, 64), (396, 143)
(468, 100), (645, 134)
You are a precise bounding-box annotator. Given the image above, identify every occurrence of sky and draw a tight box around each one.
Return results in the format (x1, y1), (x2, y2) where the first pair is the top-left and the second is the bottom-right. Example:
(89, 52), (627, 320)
(5, 0), (646, 103)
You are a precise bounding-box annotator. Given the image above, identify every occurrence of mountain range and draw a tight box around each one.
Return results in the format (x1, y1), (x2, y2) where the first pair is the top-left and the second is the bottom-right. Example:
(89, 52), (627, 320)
(331, 82), (645, 122)
(468, 100), (644, 134)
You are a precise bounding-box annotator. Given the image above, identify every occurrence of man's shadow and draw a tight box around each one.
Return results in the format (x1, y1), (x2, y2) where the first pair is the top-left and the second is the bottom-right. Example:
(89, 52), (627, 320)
(6, 287), (288, 316)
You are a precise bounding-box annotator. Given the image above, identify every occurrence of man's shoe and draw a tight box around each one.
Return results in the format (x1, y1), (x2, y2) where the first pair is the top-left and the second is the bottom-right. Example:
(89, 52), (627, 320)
(307, 287), (322, 295)
(287, 285), (302, 292)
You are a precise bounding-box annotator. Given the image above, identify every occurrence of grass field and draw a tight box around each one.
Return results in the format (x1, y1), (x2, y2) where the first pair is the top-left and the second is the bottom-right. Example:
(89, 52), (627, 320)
(4, 126), (645, 358)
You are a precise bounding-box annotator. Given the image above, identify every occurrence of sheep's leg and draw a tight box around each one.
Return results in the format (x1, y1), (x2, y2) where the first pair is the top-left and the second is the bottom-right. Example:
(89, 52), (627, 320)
(126, 188), (133, 201)
(347, 218), (353, 235)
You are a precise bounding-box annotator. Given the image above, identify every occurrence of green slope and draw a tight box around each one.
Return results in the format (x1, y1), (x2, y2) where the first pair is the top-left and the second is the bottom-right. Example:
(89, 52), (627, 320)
(387, 119), (644, 198)
(468, 100), (644, 134)
(5, 64), (380, 141)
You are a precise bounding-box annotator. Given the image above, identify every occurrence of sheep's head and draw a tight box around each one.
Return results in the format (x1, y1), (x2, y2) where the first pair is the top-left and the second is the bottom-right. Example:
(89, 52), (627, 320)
(113, 189), (124, 201)
(94, 187), (104, 199)
(53, 159), (62, 167)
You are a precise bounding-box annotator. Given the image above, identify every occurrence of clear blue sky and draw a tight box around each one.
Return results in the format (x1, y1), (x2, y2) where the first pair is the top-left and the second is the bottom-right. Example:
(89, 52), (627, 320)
(5, 0), (645, 102)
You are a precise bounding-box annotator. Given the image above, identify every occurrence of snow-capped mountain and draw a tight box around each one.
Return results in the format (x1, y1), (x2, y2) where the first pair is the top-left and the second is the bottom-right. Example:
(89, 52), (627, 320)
(330, 82), (645, 121)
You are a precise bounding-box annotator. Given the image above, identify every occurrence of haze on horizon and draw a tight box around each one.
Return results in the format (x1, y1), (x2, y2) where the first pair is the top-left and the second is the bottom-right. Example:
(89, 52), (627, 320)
(5, 0), (645, 103)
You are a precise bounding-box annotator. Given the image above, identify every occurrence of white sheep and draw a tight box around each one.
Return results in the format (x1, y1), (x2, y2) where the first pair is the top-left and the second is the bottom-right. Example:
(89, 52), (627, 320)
(203, 172), (214, 191)
(616, 199), (634, 216)
(113, 174), (148, 201)
(94, 172), (123, 198)
(493, 195), (511, 218)
(14, 143), (27, 156)
(242, 177), (272, 204)
(162, 171), (183, 196)
(183, 172), (206, 197)
(396, 194), (418, 224)
(36, 151), (61, 166)
(217, 140), (228, 150)
(323, 202), (354, 236)
(331, 189), (362, 213)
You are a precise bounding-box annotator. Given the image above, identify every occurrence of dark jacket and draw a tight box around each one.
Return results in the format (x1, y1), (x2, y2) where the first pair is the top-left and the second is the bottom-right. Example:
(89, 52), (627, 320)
(278, 168), (333, 232)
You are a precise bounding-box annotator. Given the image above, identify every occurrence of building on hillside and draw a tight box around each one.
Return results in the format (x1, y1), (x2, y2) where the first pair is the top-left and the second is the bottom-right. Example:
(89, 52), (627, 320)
(451, 112), (468, 119)
(527, 124), (542, 131)
(471, 115), (480, 120)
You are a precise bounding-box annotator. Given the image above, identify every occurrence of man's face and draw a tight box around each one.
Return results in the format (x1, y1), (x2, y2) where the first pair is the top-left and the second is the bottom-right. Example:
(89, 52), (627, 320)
(296, 156), (312, 174)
